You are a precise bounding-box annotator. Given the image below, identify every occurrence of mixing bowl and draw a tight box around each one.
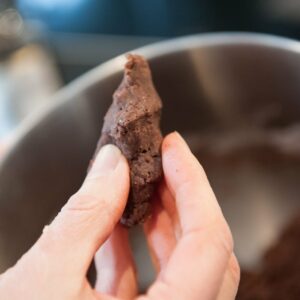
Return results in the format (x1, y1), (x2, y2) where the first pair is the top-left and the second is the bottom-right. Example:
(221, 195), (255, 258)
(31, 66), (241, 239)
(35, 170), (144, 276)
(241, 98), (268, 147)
(1, 33), (300, 289)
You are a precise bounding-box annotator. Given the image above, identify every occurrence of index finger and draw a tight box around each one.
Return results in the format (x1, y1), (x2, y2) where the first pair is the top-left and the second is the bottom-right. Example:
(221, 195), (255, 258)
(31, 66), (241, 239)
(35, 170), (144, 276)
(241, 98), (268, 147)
(162, 132), (227, 234)
(143, 132), (234, 300)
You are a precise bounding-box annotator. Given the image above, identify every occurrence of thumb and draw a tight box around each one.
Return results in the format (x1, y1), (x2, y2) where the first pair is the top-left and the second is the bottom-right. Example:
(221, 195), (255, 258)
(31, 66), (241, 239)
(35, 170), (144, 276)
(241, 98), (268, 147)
(36, 144), (130, 275)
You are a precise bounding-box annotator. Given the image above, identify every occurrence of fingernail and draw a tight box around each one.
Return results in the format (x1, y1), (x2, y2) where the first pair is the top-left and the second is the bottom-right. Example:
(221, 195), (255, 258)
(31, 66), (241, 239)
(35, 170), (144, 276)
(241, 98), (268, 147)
(171, 131), (191, 152)
(172, 131), (187, 145)
(89, 144), (121, 175)
(173, 131), (182, 139)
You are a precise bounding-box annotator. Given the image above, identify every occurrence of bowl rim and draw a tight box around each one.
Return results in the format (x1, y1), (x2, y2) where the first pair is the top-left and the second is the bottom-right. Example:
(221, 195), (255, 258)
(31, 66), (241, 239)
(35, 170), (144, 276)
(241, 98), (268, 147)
(2, 31), (300, 167)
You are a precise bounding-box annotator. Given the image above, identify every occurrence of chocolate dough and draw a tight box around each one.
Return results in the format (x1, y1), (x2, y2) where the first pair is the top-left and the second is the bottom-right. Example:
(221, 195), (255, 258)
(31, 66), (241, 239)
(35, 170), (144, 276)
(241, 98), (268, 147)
(237, 213), (300, 300)
(92, 54), (163, 227)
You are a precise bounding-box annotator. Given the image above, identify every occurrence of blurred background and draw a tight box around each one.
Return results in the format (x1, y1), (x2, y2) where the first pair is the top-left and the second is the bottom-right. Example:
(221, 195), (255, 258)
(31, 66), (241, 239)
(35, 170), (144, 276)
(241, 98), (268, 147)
(1, 0), (300, 141)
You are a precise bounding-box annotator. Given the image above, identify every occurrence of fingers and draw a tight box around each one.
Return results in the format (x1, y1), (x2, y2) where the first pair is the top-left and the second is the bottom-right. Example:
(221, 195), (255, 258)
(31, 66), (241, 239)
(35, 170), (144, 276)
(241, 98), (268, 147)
(158, 182), (181, 239)
(143, 197), (176, 272)
(95, 224), (137, 300)
(162, 132), (224, 234)
(36, 145), (130, 275)
(217, 254), (240, 300)
(145, 132), (234, 300)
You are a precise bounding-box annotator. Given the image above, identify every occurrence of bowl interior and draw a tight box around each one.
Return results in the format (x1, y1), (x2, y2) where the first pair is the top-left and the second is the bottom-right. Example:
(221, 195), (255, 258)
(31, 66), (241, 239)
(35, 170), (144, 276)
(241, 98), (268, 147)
(0, 34), (300, 288)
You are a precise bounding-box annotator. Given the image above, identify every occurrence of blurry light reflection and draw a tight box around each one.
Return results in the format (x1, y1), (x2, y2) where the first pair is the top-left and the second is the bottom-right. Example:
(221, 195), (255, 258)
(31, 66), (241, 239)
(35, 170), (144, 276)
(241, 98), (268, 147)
(17, 0), (84, 10)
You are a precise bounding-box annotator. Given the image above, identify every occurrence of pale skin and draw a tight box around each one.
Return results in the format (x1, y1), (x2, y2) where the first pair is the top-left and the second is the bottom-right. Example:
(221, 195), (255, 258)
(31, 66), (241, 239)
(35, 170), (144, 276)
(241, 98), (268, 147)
(0, 132), (240, 300)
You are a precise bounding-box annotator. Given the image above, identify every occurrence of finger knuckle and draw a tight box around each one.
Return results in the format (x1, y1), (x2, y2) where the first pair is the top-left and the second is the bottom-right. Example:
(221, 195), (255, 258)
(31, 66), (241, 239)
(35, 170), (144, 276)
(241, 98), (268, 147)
(65, 193), (114, 232)
(66, 193), (103, 213)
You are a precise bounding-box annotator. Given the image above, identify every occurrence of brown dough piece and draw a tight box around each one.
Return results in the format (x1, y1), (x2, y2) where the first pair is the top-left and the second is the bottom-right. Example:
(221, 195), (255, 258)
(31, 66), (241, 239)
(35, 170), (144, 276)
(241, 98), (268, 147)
(237, 213), (300, 300)
(92, 54), (163, 227)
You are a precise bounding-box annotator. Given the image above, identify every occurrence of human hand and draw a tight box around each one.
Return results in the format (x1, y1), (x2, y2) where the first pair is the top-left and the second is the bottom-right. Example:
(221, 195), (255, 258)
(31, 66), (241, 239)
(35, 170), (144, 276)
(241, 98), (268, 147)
(0, 132), (239, 300)
(140, 132), (240, 300)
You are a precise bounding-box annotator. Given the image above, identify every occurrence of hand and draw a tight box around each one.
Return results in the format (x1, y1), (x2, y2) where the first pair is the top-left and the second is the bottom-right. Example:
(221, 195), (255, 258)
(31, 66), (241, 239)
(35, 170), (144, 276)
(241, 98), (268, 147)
(0, 132), (240, 300)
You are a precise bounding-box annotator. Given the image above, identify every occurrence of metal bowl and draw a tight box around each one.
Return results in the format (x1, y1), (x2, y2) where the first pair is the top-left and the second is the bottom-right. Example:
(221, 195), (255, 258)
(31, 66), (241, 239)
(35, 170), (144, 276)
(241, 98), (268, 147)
(1, 33), (300, 288)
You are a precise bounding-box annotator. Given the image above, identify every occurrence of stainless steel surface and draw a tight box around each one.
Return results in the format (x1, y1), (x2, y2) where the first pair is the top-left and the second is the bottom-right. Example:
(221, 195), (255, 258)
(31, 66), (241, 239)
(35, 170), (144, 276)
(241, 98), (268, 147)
(0, 44), (61, 139)
(1, 33), (300, 288)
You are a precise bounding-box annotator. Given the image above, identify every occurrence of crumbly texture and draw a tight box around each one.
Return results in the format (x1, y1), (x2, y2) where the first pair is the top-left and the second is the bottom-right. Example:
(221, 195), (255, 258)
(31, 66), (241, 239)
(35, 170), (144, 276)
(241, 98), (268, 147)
(237, 213), (300, 300)
(92, 54), (163, 227)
